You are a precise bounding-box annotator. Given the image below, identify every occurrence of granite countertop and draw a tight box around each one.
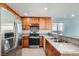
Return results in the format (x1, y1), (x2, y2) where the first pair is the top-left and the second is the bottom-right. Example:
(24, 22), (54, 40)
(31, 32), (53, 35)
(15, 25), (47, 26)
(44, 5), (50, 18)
(22, 33), (44, 37)
(44, 35), (79, 54)
(22, 34), (29, 37)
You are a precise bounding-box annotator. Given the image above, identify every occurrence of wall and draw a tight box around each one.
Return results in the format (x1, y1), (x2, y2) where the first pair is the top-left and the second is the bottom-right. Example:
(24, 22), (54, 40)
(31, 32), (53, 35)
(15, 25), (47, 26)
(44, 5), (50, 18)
(63, 17), (79, 38)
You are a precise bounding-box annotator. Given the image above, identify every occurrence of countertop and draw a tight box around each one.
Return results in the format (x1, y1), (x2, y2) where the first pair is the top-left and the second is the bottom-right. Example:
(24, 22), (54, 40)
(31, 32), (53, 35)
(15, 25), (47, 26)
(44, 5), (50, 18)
(22, 33), (44, 37)
(57, 34), (79, 40)
(44, 35), (79, 54)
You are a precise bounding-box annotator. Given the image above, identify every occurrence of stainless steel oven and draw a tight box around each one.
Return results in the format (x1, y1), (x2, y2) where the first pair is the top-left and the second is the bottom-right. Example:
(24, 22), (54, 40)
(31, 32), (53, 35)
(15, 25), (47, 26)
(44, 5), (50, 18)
(29, 24), (40, 48)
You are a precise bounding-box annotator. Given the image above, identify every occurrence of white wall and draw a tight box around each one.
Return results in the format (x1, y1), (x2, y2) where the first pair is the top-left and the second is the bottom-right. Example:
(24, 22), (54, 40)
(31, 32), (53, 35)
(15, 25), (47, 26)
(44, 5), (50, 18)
(63, 17), (79, 38)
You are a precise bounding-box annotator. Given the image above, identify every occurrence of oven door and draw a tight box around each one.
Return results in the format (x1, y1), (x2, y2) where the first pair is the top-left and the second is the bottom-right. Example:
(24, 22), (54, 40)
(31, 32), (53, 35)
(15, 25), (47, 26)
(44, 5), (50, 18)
(29, 38), (40, 45)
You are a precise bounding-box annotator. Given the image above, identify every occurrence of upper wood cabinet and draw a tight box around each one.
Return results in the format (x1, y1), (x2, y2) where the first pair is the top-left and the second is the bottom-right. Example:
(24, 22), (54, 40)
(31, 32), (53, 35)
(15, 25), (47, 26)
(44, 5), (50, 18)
(22, 18), (31, 30)
(45, 17), (52, 30)
(22, 17), (52, 30)
(39, 17), (46, 29)
(39, 17), (52, 30)
(31, 17), (39, 24)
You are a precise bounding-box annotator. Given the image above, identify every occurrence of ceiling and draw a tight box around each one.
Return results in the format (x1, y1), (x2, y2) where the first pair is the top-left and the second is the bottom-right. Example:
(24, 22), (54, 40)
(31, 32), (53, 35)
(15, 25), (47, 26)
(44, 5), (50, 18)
(7, 3), (79, 18)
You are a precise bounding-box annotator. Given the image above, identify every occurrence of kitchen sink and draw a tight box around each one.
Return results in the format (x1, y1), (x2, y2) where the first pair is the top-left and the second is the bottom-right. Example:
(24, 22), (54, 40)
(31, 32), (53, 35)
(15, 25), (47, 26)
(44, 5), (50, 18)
(50, 38), (55, 39)
(50, 37), (67, 43)
(53, 39), (68, 43)
(54, 40), (63, 42)
(46, 35), (68, 43)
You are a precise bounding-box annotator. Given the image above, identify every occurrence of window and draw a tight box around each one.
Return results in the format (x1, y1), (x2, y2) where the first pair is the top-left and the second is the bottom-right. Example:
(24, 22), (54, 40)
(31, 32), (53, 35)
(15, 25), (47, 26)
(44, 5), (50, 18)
(52, 23), (64, 34)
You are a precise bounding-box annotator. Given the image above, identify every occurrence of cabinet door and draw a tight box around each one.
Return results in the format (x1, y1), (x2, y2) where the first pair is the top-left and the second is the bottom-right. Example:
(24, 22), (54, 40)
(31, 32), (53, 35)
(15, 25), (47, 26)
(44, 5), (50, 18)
(22, 18), (26, 29)
(22, 36), (29, 48)
(45, 39), (60, 56)
(22, 18), (31, 30)
(46, 41), (51, 56)
(31, 17), (39, 24)
(45, 17), (52, 30)
(39, 17), (46, 29)
(40, 36), (43, 47)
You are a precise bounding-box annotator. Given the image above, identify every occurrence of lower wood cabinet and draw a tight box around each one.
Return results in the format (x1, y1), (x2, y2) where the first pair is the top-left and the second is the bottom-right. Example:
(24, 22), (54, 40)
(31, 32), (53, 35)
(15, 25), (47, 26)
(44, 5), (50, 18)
(40, 36), (43, 47)
(45, 40), (61, 56)
(22, 36), (29, 48)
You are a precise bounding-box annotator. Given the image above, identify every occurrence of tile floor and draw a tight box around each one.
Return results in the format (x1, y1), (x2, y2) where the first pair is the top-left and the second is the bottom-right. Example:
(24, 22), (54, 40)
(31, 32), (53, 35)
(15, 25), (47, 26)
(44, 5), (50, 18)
(22, 48), (46, 56)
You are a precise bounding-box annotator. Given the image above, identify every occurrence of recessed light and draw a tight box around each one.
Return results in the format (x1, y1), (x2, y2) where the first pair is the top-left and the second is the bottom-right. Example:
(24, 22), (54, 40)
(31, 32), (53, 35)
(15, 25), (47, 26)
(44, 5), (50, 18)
(44, 7), (48, 10)
(72, 14), (75, 17)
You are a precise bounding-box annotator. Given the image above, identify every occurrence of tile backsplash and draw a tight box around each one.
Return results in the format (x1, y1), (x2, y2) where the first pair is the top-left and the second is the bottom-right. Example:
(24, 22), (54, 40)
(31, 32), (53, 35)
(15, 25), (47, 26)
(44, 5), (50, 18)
(23, 30), (51, 34)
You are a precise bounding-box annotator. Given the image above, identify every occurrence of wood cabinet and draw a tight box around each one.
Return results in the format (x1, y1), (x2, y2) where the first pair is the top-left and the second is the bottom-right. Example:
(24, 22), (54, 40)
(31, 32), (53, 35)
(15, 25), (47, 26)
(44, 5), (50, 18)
(39, 17), (46, 29)
(31, 17), (39, 24)
(22, 17), (52, 30)
(39, 17), (52, 30)
(45, 39), (60, 56)
(45, 17), (52, 30)
(45, 39), (51, 55)
(22, 18), (31, 30)
(40, 36), (43, 47)
(22, 36), (29, 48)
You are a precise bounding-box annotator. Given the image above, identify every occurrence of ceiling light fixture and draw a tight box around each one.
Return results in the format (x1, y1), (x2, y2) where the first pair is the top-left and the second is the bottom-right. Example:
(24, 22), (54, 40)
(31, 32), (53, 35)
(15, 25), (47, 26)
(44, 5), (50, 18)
(44, 7), (48, 10)
(72, 14), (75, 17)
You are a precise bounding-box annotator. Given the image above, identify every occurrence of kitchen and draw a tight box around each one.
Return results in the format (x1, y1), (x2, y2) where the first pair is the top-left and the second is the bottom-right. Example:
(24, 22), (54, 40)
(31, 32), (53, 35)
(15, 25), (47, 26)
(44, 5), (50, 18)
(0, 3), (79, 56)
